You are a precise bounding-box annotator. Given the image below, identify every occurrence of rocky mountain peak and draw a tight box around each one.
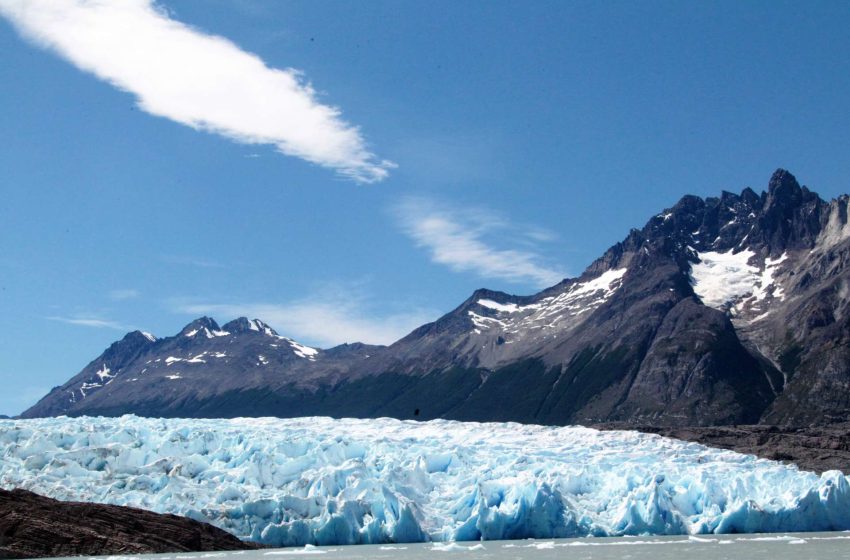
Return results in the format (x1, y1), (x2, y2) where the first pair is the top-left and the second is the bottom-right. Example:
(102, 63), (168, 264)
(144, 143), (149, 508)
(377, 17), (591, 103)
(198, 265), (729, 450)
(95, 331), (157, 367)
(123, 330), (158, 347)
(180, 317), (221, 336)
(221, 317), (275, 335)
(764, 168), (804, 213)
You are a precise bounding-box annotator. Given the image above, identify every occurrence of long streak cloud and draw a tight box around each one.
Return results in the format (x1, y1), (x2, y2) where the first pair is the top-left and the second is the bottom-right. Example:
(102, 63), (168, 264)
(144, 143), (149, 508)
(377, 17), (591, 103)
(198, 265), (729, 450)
(0, 0), (393, 182)
(394, 197), (566, 287)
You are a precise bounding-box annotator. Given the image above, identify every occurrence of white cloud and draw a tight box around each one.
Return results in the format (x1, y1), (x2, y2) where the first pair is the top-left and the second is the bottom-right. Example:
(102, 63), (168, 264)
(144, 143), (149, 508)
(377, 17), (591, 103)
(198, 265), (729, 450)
(394, 197), (566, 287)
(108, 288), (140, 301)
(176, 293), (436, 348)
(47, 315), (130, 330)
(0, 0), (393, 183)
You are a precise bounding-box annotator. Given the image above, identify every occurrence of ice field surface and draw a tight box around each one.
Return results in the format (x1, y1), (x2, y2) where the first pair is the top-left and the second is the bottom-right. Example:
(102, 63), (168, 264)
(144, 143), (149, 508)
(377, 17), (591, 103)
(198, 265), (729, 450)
(1, 416), (849, 546)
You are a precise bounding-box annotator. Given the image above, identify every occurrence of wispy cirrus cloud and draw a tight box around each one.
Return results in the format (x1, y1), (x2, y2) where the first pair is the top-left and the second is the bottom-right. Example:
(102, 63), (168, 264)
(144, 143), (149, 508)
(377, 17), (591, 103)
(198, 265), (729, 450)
(47, 315), (131, 331)
(108, 288), (140, 301)
(393, 197), (566, 288)
(0, 0), (393, 183)
(174, 287), (436, 347)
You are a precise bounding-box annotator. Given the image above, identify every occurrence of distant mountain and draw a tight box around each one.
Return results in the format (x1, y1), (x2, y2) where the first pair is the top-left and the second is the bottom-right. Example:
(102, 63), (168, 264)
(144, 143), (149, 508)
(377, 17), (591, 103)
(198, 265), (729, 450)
(23, 170), (850, 427)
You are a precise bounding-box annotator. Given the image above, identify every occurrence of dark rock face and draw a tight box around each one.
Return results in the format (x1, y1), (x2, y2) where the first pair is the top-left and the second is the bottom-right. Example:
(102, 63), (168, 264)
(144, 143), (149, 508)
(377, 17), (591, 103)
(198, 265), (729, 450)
(0, 488), (259, 558)
(22, 169), (850, 428)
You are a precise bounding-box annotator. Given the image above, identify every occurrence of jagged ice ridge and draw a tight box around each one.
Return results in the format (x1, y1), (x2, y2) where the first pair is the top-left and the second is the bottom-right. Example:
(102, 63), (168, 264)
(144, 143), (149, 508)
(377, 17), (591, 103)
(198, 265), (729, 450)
(1, 416), (849, 546)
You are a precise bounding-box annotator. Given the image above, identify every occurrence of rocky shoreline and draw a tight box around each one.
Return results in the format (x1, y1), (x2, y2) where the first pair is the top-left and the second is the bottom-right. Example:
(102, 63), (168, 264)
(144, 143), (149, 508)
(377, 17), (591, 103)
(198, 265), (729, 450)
(596, 423), (850, 474)
(0, 488), (260, 559)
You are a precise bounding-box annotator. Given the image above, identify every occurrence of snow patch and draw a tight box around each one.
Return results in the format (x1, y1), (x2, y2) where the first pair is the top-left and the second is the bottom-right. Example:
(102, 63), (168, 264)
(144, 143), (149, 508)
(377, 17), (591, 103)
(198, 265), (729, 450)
(95, 364), (113, 381)
(467, 311), (507, 331)
(166, 354), (208, 365)
(187, 327), (230, 338)
(477, 299), (520, 313)
(691, 249), (790, 313)
(752, 253), (788, 303)
(569, 268), (627, 298)
(690, 249), (758, 309)
(468, 269), (627, 335)
(286, 339), (319, 360)
(141, 332), (157, 342)
(78, 382), (102, 397)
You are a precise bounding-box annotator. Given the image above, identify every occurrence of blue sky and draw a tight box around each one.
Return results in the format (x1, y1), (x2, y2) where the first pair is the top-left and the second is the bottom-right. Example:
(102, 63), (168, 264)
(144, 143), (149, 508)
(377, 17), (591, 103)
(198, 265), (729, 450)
(1, 0), (849, 416)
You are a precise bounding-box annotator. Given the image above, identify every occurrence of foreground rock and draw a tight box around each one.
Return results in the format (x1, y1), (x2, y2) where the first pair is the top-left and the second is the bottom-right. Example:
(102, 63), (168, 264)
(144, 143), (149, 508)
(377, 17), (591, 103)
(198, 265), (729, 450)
(596, 423), (850, 474)
(0, 488), (259, 558)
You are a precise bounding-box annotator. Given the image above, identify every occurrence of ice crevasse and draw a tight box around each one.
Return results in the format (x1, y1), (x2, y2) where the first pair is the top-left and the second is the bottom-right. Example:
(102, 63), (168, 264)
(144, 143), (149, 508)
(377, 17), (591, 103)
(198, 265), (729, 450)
(1, 415), (849, 546)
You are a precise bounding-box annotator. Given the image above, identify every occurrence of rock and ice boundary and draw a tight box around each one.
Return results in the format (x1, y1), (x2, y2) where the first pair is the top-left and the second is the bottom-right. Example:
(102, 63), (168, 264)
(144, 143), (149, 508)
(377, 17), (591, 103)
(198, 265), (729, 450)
(1, 416), (849, 547)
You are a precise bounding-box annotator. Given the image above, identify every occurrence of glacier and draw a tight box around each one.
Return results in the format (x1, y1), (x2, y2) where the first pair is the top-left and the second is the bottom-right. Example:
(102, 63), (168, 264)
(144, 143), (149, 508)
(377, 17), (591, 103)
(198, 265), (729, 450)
(1, 416), (849, 547)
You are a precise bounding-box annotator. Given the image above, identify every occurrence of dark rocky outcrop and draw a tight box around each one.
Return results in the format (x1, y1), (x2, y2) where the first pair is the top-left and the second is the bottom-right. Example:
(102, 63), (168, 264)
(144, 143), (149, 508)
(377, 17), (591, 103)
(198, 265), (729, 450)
(0, 488), (259, 558)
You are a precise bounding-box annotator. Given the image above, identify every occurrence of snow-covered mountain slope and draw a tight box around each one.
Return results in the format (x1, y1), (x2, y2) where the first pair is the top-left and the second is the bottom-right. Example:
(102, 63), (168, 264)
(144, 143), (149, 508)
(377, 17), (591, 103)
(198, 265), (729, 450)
(23, 317), (337, 418)
(22, 170), (850, 427)
(3, 416), (849, 546)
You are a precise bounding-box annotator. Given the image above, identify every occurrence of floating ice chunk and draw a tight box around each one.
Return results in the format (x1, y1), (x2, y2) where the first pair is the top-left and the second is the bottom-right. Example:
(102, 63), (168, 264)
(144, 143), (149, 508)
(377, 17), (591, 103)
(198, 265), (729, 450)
(431, 542), (485, 552)
(264, 544), (331, 555)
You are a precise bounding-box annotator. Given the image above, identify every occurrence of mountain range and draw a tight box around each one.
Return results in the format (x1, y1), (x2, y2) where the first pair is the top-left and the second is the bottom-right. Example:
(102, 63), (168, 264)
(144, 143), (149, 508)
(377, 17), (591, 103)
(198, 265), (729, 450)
(23, 169), (850, 427)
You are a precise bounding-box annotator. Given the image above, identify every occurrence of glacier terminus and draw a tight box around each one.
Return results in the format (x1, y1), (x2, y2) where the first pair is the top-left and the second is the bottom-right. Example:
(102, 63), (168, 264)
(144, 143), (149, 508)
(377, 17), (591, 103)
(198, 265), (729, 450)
(1, 415), (849, 547)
